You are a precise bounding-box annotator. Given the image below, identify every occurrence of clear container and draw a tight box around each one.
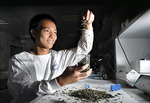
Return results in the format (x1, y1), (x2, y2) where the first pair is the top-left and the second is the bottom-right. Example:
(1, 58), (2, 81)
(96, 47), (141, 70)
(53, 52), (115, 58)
(77, 54), (90, 72)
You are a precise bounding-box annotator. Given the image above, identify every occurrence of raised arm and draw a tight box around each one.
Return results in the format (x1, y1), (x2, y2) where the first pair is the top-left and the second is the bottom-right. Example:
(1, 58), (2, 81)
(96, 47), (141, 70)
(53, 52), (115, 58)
(54, 10), (95, 69)
(77, 10), (95, 55)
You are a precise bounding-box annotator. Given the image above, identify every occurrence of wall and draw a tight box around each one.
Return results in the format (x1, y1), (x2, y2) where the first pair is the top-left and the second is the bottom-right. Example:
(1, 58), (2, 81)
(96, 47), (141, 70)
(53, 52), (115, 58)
(23, 39), (35, 51)
(0, 31), (16, 71)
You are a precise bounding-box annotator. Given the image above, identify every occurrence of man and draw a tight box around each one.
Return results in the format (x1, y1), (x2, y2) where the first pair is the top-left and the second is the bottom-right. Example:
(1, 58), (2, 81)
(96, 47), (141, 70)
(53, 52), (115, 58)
(7, 10), (94, 103)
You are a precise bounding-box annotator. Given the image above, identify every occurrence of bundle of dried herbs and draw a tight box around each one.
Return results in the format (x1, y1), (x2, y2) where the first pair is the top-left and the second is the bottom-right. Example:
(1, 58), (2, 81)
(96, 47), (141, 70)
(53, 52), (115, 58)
(68, 88), (114, 102)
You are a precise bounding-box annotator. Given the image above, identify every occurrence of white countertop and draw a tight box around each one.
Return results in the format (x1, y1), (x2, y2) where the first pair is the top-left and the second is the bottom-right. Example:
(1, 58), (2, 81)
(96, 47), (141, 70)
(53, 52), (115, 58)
(30, 79), (150, 103)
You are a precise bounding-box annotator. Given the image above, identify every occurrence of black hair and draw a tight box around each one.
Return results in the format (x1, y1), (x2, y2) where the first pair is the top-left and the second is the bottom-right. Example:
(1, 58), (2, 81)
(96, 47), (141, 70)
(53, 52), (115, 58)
(29, 14), (56, 42)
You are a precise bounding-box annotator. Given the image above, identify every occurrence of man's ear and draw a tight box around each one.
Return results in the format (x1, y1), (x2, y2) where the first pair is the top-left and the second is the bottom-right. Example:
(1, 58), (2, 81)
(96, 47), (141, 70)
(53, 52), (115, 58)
(30, 29), (36, 38)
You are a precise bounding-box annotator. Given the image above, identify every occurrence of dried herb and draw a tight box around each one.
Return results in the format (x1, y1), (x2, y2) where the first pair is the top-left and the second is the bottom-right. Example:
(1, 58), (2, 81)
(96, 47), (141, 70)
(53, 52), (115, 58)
(81, 19), (89, 26)
(78, 58), (90, 72)
(77, 54), (90, 72)
(68, 88), (114, 102)
(80, 19), (89, 31)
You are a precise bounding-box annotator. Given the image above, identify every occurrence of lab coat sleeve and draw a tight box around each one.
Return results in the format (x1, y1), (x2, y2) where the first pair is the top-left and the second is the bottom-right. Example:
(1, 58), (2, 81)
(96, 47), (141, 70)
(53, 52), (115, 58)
(56, 29), (94, 71)
(77, 30), (94, 55)
(7, 56), (61, 102)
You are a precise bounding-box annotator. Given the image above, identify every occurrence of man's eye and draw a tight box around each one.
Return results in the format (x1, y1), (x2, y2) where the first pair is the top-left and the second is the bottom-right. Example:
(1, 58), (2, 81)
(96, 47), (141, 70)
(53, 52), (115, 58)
(44, 30), (49, 32)
(54, 32), (57, 34)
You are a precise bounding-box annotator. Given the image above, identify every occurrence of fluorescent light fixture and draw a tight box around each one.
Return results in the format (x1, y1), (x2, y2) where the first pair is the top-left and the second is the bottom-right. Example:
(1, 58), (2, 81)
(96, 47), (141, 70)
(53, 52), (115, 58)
(0, 19), (9, 25)
(60, 15), (80, 22)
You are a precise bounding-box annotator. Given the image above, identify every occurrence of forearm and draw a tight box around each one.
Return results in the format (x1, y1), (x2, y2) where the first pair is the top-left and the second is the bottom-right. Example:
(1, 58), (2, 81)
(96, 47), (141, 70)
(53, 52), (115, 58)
(77, 29), (94, 55)
(56, 64), (92, 87)
(57, 76), (66, 87)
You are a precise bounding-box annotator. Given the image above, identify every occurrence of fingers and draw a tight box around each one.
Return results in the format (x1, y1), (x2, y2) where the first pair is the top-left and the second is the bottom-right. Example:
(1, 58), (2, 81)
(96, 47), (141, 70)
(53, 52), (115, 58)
(76, 63), (92, 79)
(89, 12), (95, 23)
(82, 16), (85, 20)
(86, 10), (90, 21)
(77, 64), (89, 72)
(79, 68), (92, 79)
(88, 11), (92, 23)
(85, 9), (95, 24)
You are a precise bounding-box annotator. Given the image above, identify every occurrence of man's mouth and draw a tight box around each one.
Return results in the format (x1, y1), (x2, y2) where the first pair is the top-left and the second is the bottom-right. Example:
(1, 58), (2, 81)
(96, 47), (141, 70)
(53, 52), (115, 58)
(48, 40), (53, 44)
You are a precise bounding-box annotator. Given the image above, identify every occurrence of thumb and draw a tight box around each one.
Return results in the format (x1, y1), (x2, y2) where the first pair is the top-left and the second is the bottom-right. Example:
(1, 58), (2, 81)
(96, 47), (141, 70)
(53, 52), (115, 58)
(82, 16), (85, 20)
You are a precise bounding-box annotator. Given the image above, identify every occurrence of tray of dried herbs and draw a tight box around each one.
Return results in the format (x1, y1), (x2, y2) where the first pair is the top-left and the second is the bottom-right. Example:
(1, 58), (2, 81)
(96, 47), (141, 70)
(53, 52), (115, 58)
(31, 79), (139, 103)
(68, 88), (114, 102)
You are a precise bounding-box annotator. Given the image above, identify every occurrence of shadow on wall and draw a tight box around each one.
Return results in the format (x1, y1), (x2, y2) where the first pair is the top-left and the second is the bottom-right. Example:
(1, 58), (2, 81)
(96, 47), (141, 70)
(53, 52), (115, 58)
(0, 89), (13, 103)
(0, 71), (13, 103)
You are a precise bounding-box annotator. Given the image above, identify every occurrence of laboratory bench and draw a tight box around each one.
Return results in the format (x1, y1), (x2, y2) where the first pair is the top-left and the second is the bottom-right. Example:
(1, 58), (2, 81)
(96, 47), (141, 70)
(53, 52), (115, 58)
(30, 78), (150, 103)
(0, 70), (150, 103)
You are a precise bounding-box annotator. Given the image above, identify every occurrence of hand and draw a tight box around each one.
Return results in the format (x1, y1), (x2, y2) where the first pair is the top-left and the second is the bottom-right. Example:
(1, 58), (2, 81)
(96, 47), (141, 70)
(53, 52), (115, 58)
(82, 9), (95, 30)
(57, 64), (92, 86)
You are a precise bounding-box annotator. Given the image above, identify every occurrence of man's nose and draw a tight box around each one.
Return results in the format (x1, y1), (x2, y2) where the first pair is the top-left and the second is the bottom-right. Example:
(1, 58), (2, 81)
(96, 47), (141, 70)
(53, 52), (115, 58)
(49, 32), (54, 39)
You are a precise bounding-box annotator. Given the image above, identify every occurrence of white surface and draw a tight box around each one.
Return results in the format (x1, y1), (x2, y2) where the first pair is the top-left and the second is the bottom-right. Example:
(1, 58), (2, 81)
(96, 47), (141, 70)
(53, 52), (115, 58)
(30, 79), (139, 103)
(116, 69), (141, 87)
(130, 60), (150, 74)
(119, 8), (150, 39)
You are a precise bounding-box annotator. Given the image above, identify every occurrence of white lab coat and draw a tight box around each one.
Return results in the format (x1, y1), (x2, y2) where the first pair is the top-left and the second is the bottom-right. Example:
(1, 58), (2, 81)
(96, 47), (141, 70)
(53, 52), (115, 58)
(7, 30), (94, 103)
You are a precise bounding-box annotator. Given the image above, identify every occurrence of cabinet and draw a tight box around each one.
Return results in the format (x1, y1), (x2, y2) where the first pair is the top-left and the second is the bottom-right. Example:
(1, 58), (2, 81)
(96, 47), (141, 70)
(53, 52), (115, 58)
(94, 6), (150, 79)
(115, 8), (150, 76)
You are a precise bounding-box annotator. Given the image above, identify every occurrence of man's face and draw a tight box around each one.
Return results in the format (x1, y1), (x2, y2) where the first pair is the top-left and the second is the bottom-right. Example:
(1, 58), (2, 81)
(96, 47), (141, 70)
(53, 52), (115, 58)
(35, 19), (57, 49)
